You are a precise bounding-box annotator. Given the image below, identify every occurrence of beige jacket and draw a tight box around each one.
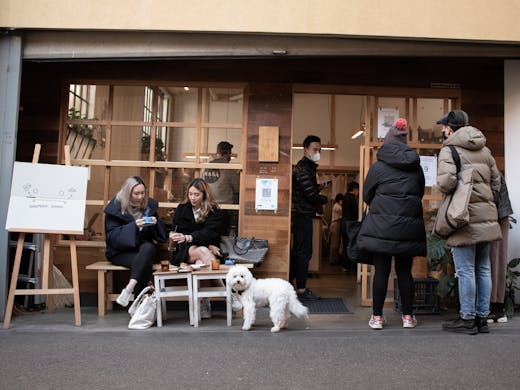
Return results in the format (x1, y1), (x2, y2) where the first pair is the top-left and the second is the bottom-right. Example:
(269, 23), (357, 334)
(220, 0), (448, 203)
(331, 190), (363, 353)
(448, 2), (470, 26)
(437, 126), (501, 246)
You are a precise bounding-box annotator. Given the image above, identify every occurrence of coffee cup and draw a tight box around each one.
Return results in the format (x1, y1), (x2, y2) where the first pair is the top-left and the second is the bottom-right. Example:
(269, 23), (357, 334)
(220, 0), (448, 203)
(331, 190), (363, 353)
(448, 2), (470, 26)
(160, 260), (170, 272)
(211, 258), (220, 270)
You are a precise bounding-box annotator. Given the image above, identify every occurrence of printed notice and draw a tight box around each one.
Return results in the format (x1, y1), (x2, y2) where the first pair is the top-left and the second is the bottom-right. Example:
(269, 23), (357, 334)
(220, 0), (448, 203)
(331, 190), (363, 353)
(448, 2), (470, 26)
(6, 162), (88, 234)
(377, 107), (399, 139)
(419, 155), (437, 187)
(255, 178), (278, 211)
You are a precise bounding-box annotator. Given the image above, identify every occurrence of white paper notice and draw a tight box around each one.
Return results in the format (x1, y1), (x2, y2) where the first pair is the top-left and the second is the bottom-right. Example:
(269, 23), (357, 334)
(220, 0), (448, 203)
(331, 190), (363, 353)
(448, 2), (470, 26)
(419, 156), (438, 187)
(377, 107), (399, 139)
(6, 162), (88, 234)
(255, 178), (278, 211)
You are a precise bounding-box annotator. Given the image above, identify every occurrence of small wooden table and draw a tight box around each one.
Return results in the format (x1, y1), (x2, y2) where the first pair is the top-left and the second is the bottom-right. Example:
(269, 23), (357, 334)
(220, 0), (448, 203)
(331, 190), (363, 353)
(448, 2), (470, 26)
(153, 270), (194, 327)
(191, 264), (253, 328)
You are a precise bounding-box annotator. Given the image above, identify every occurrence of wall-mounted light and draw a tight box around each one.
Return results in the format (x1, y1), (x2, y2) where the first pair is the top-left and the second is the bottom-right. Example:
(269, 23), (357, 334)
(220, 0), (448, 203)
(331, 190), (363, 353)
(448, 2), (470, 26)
(183, 86), (190, 91)
(351, 123), (366, 139)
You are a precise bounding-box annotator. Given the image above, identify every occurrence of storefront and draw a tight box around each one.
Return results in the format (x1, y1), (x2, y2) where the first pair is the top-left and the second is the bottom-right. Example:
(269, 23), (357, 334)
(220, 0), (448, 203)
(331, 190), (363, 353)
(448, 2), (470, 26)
(2, 9), (520, 315)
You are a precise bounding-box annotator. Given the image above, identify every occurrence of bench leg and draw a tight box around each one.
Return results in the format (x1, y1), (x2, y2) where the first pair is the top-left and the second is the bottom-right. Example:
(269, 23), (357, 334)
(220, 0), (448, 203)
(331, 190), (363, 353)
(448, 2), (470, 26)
(97, 270), (106, 316)
(187, 276), (194, 326)
(193, 277), (200, 327)
(154, 275), (163, 327)
(106, 271), (113, 311)
(226, 283), (232, 326)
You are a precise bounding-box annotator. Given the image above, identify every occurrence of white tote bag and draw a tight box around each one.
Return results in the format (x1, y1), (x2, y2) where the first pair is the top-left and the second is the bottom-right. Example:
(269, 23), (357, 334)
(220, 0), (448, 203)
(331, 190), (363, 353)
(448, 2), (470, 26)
(128, 286), (157, 330)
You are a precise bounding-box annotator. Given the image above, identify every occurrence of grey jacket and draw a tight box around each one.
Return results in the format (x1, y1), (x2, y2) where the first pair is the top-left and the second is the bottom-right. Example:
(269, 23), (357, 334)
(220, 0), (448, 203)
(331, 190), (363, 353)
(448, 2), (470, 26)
(437, 126), (502, 246)
(495, 174), (513, 221)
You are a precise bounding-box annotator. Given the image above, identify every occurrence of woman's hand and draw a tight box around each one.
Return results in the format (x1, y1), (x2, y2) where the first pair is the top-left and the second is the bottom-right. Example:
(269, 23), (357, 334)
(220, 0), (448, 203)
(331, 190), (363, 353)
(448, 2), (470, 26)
(169, 232), (192, 244)
(208, 244), (221, 257)
(136, 216), (157, 228)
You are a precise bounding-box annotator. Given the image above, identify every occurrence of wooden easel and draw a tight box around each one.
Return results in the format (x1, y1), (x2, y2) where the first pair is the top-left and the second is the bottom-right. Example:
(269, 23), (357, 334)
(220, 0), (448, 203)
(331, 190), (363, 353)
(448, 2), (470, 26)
(3, 144), (81, 328)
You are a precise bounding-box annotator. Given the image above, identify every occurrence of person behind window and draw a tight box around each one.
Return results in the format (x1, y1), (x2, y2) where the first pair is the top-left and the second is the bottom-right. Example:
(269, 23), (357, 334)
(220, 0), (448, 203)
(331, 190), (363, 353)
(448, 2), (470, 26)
(169, 178), (225, 319)
(203, 141), (240, 235)
(357, 118), (426, 330)
(437, 110), (502, 335)
(104, 176), (167, 307)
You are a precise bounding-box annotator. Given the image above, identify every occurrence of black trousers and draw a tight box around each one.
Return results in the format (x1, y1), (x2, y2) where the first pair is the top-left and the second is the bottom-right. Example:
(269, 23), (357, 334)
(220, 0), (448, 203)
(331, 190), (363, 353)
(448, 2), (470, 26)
(372, 253), (414, 316)
(109, 241), (157, 297)
(290, 215), (313, 290)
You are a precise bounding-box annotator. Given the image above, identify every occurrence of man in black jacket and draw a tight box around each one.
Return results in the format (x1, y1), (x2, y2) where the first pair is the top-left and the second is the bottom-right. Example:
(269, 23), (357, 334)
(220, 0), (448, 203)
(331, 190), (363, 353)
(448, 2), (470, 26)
(290, 135), (328, 301)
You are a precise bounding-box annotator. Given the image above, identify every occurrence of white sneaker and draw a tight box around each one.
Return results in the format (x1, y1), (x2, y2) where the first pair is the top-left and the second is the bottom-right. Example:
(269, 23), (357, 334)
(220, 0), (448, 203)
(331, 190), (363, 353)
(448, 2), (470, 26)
(116, 288), (131, 307)
(369, 315), (384, 330)
(200, 298), (212, 319)
(231, 294), (243, 312)
(402, 315), (417, 328)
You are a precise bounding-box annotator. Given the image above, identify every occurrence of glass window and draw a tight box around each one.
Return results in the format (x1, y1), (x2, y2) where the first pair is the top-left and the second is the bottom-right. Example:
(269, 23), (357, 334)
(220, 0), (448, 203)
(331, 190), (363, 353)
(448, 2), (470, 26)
(159, 86), (198, 123)
(416, 98), (452, 144)
(161, 127), (197, 162)
(202, 88), (243, 124)
(110, 125), (147, 160)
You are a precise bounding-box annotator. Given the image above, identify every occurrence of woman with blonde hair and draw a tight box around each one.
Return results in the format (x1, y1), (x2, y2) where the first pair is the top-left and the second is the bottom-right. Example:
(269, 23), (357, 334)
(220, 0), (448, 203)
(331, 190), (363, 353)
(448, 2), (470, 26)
(170, 178), (225, 318)
(105, 176), (167, 307)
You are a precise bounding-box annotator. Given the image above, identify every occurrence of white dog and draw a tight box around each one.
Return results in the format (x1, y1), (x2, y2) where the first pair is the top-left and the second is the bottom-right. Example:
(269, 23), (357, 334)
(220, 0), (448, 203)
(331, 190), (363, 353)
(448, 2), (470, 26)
(226, 265), (309, 333)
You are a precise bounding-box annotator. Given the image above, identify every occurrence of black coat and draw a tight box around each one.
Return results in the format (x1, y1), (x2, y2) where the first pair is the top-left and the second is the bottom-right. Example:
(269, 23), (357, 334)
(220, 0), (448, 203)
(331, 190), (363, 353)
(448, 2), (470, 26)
(173, 202), (223, 247)
(104, 197), (167, 259)
(342, 192), (358, 221)
(357, 141), (427, 257)
(291, 157), (328, 216)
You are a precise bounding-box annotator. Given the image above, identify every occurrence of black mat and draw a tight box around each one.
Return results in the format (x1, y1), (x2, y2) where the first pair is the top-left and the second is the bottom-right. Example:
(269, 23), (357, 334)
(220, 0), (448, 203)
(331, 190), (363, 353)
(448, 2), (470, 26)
(301, 297), (351, 314)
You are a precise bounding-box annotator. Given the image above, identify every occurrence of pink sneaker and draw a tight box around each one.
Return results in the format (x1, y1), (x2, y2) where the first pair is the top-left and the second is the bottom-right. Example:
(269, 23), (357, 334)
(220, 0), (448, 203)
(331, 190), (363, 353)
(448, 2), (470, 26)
(369, 315), (384, 330)
(402, 315), (417, 328)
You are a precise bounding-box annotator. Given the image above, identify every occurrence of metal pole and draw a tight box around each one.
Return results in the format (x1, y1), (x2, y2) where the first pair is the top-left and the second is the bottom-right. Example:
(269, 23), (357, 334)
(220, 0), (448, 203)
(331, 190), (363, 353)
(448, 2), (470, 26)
(0, 33), (22, 321)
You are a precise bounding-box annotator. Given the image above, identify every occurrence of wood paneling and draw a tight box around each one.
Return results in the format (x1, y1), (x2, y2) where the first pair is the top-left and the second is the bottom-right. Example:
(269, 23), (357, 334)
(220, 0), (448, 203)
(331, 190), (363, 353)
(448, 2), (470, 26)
(241, 83), (292, 278)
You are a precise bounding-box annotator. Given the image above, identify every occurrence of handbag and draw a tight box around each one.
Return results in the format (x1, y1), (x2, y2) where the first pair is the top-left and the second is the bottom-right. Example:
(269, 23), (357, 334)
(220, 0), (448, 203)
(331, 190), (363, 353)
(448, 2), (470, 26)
(433, 145), (474, 239)
(128, 286), (157, 330)
(220, 236), (268, 265)
(346, 218), (373, 265)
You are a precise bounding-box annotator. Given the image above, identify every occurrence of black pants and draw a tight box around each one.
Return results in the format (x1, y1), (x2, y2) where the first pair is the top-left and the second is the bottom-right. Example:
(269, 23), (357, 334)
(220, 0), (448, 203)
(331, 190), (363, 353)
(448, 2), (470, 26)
(372, 253), (414, 316)
(290, 215), (313, 290)
(109, 241), (157, 297)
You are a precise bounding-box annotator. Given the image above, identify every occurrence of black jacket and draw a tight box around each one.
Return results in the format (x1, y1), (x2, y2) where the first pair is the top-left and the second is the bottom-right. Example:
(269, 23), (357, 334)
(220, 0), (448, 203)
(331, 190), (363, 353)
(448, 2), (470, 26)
(104, 197), (167, 259)
(291, 157), (327, 216)
(357, 141), (427, 257)
(173, 202), (223, 247)
(495, 174), (513, 221)
(342, 192), (358, 221)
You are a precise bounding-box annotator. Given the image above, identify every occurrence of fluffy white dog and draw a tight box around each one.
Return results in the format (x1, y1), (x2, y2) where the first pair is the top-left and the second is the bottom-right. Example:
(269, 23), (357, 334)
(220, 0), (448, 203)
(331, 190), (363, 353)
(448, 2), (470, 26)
(226, 265), (309, 333)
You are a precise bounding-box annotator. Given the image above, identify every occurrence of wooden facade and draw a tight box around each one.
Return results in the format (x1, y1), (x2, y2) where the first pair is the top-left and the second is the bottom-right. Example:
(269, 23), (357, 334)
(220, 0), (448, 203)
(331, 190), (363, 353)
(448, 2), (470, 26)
(16, 58), (505, 293)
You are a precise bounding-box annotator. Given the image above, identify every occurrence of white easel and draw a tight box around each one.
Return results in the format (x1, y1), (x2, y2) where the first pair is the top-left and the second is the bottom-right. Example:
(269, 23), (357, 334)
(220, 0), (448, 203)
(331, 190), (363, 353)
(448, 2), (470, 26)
(3, 144), (81, 328)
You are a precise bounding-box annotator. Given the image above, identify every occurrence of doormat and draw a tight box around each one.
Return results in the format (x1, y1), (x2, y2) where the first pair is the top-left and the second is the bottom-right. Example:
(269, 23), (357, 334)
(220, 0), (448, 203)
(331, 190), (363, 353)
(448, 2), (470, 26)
(301, 297), (351, 314)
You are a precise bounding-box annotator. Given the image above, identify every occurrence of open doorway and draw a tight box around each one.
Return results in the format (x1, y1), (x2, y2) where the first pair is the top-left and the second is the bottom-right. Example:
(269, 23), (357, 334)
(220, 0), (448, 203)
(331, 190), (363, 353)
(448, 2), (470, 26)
(292, 93), (365, 303)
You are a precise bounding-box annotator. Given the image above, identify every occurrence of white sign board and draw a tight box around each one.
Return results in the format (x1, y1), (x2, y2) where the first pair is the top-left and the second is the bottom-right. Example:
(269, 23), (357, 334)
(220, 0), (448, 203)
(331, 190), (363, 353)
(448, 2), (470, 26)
(255, 178), (278, 211)
(419, 155), (438, 187)
(5, 162), (88, 234)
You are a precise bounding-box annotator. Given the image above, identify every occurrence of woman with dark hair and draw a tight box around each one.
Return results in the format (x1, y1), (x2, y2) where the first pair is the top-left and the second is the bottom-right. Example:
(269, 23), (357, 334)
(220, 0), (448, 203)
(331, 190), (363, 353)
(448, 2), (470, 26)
(104, 176), (168, 307)
(357, 118), (426, 330)
(170, 178), (225, 318)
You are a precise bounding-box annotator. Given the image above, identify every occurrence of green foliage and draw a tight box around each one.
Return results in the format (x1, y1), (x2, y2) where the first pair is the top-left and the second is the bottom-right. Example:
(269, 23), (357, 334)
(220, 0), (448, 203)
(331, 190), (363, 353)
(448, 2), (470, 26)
(505, 257), (520, 317)
(141, 134), (166, 161)
(427, 233), (451, 271)
(68, 107), (96, 139)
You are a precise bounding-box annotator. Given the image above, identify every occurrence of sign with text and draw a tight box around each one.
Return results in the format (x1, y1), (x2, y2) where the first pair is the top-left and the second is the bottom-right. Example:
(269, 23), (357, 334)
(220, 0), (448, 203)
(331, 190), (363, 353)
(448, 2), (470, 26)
(6, 162), (88, 234)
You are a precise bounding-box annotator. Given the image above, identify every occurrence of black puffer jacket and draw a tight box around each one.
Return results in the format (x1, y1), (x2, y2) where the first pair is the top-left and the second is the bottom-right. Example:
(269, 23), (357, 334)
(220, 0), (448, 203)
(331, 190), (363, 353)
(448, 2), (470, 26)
(104, 197), (167, 259)
(292, 157), (327, 216)
(357, 141), (427, 257)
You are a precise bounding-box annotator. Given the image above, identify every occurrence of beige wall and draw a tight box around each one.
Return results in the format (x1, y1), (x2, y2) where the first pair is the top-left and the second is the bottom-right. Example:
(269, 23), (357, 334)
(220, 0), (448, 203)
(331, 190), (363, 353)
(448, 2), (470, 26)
(1, 0), (519, 43)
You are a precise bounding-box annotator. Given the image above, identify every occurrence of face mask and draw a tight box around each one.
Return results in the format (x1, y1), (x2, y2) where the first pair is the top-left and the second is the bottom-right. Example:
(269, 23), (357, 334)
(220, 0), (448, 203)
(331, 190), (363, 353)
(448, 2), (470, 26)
(311, 152), (320, 162)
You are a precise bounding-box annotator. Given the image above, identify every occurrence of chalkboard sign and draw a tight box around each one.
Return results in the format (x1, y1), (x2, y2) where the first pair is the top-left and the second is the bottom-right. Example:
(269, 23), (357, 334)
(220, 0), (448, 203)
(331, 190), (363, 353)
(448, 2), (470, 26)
(5, 162), (88, 234)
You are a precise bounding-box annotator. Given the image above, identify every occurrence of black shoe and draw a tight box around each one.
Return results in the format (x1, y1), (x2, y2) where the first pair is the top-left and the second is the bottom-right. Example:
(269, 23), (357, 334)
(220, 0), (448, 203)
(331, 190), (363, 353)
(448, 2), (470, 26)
(442, 317), (478, 335)
(297, 289), (321, 301)
(475, 316), (490, 333)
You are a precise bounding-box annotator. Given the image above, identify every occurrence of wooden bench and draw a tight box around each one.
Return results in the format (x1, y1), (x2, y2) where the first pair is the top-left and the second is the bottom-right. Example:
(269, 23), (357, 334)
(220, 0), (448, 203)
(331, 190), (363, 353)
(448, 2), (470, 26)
(86, 261), (161, 316)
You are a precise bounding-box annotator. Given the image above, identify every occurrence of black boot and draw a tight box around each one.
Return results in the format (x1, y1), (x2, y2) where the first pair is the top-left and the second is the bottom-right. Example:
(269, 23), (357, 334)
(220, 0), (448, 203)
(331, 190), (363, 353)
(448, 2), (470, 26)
(475, 316), (490, 333)
(442, 317), (478, 335)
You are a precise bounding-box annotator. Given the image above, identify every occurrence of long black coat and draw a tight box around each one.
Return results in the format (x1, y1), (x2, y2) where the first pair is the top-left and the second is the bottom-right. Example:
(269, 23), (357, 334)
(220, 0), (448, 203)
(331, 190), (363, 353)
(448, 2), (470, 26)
(357, 141), (426, 257)
(104, 197), (167, 259)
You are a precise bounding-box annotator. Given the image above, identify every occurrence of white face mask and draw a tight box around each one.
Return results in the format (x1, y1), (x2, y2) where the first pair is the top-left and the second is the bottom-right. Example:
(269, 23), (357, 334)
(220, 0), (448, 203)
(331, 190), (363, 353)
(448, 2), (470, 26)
(310, 152), (320, 162)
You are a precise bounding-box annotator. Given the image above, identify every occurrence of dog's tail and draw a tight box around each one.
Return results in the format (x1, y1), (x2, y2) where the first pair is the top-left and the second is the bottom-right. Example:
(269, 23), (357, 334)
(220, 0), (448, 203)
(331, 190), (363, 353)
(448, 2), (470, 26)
(289, 293), (309, 319)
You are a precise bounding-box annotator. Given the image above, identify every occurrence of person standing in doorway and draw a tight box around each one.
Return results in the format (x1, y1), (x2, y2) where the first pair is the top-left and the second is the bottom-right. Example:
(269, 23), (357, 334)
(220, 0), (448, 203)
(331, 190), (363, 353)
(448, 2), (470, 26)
(437, 110), (502, 335)
(357, 118), (426, 330)
(341, 181), (359, 271)
(290, 135), (328, 301)
(329, 193), (344, 265)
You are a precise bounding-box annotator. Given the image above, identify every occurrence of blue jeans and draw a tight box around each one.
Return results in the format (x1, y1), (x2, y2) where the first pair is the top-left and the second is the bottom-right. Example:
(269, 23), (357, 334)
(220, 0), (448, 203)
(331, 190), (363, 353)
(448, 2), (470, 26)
(451, 243), (491, 319)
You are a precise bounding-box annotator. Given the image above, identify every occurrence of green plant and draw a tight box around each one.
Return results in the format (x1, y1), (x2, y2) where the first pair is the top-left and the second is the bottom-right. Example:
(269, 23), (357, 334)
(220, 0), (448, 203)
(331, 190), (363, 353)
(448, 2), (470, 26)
(505, 257), (520, 317)
(141, 134), (165, 161)
(426, 231), (458, 302)
(68, 107), (96, 138)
